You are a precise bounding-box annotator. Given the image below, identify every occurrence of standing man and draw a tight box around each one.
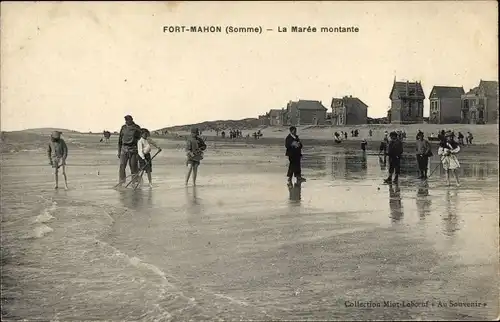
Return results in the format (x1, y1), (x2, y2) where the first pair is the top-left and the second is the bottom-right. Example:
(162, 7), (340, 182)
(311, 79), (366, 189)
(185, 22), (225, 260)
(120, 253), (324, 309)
(415, 131), (432, 179)
(117, 115), (142, 186)
(383, 131), (403, 184)
(285, 126), (306, 185)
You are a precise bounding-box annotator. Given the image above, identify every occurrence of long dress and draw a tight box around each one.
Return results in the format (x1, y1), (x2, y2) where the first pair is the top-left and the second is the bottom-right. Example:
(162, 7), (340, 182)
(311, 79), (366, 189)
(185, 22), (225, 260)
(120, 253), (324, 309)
(438, 143), (460, 170)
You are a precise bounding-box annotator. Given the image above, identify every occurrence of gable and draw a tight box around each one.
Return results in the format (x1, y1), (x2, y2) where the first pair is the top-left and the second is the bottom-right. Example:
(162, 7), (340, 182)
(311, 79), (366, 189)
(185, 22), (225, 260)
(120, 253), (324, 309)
(297, 100), (327, 111)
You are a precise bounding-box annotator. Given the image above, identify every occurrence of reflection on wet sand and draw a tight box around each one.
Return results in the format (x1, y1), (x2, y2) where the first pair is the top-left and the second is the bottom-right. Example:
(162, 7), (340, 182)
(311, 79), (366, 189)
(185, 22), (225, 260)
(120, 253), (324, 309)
(118, 188), (153, 211)
(416, 182), (432, 220)
(389, 184), (403, 223)
(287, 182), (302, 203)
(443, 189), (460, 236)
(378, 155), (387, 170)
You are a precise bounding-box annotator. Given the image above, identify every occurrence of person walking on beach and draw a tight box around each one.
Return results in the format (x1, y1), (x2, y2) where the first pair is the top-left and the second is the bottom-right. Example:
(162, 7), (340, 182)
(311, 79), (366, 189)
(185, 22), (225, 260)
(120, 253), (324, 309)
(185, 128), (207, 186)
(137, 128), (162, 188)
(361, 138), (367, 152)
(285, 126), (306, 185)
(383, 131), (403, 184)
(47, 131), (69, 190)
(117, 115), (142, 186)
(438, 131), (461, 187)
(415, 131), (432, 179)
(467, 131), (473, 145)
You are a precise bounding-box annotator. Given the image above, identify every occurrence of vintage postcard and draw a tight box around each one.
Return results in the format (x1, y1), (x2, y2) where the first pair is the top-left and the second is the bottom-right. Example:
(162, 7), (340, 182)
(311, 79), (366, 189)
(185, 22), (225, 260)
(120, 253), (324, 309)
(1, 1), (498, 321)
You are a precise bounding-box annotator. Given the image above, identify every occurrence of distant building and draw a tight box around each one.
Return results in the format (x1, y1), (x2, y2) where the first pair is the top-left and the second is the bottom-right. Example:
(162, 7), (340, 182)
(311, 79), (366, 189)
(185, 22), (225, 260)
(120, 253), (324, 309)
(285, 100), (328, 126)
(330, 96), (368, 125)
(258, 114), (271, 126)
(429, 86), (465, 124)
(389, 80), (425, 124)
(268, 108), (286, 126)
(461, 80), (498, 124)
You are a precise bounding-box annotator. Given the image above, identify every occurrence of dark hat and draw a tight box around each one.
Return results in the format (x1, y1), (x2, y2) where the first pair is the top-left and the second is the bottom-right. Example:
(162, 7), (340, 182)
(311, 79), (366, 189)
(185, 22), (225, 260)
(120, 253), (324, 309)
(289, 126), (297, 132)
(417, 131), (424, 137)
(124, 115), (133, 121)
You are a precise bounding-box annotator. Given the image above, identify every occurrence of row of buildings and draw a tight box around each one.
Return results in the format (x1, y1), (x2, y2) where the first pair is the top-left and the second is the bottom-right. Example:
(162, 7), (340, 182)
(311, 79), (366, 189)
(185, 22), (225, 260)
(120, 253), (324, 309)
(258, 79), (498, 126)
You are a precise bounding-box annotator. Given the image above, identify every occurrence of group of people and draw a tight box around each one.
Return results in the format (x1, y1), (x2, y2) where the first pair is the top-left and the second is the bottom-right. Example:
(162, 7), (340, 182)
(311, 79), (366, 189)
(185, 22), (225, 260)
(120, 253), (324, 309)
(380, 129), (461, 186)
(46, 115), (208, 189)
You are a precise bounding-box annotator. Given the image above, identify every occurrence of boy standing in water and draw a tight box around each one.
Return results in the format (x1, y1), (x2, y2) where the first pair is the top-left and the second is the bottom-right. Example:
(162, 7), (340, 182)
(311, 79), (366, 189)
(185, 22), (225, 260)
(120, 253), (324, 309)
(47, 131), (69, 190)
(137, 128), (162, 188)
(285, 126), (306, 185)
(185, 128), (207, 186)
(415, 131), (432, 179)
(383, 131), (403, 184)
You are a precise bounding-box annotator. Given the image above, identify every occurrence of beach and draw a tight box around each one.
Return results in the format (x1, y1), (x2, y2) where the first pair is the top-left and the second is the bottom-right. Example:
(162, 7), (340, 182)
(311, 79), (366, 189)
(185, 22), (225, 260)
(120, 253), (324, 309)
(1, 130), (499, 321)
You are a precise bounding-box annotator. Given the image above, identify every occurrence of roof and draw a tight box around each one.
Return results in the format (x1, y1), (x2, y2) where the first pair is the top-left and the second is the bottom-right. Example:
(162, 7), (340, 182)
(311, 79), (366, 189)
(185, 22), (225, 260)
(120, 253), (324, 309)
(268, 109), (283, 117)
(343, 97), (368, 109)
(389, 81), (425, 99)
(430, 86), (465, 98)
(479, 80), (498, 96)
(465, 80), (498, 96)
(295, 100), (327, 111)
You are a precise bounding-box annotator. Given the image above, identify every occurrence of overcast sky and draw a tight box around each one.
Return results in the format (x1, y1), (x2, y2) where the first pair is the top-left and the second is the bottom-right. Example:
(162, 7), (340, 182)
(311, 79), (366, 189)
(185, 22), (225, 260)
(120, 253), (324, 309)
(1, 1), (498, 132)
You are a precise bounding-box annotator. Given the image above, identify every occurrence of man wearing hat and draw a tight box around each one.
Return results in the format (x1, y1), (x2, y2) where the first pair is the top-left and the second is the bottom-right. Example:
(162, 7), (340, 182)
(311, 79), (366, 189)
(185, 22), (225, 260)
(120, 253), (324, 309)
(117, 115), (142, 186)
(383, 131), (403, 184)
(285, 126), (306, 184)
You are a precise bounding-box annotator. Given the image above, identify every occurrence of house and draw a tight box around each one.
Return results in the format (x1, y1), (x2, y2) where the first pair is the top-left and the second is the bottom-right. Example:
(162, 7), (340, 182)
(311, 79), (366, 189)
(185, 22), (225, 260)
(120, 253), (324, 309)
(285, 100), (328, 126)
(389, 80), (425, 124)
(461, 80), (498, 124)
(258, 114), (270, 126)
(268, 109), (286, 126)
(330, 96), (368, 125)
(428, 86), (465, 124)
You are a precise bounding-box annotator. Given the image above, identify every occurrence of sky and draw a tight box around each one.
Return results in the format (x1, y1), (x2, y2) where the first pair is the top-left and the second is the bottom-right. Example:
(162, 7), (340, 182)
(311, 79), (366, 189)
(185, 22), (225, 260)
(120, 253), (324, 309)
(1, 1), (498, 132)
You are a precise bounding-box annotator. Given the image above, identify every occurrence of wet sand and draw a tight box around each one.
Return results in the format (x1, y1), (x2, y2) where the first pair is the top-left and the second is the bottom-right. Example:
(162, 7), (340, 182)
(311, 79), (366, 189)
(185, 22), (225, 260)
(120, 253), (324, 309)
(1, 135), (499, 321)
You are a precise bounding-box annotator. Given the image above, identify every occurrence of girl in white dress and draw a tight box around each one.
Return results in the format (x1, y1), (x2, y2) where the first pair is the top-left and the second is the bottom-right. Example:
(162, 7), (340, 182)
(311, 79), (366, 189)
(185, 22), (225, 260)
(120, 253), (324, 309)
(438, 132), (461, 186)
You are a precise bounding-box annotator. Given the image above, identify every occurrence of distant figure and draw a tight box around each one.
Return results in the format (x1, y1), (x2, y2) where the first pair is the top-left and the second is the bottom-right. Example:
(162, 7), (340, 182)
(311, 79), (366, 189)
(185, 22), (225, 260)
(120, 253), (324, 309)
(334, 132), (342, 144)
(379, 139), (387, 156)
(185, 128), (207, 186)
(415, 131), (432, 180)
(47, 131), (68, 190)
(344, 132), (348, 140)
(221, 131), (226, 139)
(137, 128), (162, 188)
(285, 126), (306, 185)
(466, 132), (473, 145)
(369, 129), (373, 137)
(361, 138), (367, 151)
(383, 131), (403, 184)
(117, 115), (142, 186)
(438, 131), (461, 187)
(354, 129), (359, 137)
(457, 132), (464, 145)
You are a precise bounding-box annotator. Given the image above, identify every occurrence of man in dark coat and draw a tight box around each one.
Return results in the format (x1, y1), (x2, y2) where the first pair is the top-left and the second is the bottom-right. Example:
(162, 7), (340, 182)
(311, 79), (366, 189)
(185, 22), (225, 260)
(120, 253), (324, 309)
(285, 126), (306, 184)
(383, 131), (403, 184)
(117, 115), (142, 186)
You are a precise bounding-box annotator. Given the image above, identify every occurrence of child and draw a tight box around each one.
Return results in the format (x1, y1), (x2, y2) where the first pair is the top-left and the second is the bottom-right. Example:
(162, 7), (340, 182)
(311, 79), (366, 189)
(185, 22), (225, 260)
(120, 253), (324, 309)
(383, 131), (403, 184)
(185, 128), (207, 186)
(438, 131), (461, 187)
(361, 139), (367, 151)
(47, 131), (68, 190)
(137, 128), (162, 188)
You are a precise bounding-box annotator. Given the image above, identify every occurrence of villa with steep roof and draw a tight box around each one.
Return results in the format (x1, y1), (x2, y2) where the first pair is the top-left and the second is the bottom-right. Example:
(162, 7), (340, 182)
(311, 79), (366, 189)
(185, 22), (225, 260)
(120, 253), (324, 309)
(331, 96), (368, 125)
(285, 100), (328, 126)
(389, 80), (425, 124)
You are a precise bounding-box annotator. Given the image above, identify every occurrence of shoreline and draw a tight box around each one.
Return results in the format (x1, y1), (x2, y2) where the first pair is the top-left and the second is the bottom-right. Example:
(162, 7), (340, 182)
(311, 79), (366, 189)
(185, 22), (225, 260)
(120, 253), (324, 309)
(158, 134), (498, 157)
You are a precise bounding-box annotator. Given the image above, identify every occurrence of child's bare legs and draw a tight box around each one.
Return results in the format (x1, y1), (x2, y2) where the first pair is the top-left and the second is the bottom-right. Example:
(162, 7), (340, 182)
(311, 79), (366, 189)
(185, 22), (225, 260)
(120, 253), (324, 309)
(61, 165), (68, 189)
(147, 172), (153, 187)
(185, 163), (193, 186)
(452, 169), (460, 186)
(192, 164), (199, 186)
(446, 169), (451, 186)
(54, 166), (59, 189)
